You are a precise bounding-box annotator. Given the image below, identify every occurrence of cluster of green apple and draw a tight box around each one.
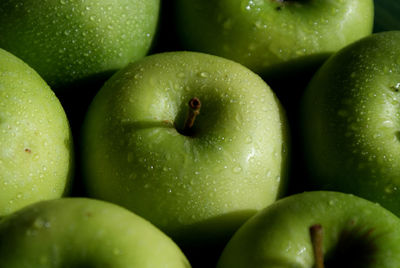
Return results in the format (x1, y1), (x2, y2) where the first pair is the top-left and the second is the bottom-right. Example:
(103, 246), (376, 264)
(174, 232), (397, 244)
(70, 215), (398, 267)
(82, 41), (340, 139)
(1, 0), (400, 267)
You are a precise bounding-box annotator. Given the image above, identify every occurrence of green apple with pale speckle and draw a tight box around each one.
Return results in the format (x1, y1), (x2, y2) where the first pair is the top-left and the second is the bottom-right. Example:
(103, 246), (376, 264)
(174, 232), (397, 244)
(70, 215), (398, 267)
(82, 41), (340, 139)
(81, 51), (289, 250)
(217, 191), (400, 267)
(174, 0), (374, 79)
(0, 48), (73, 218)
(0, 197), (191, 267)
(301, 31), (400, 216)
(0, 0), (160, 91)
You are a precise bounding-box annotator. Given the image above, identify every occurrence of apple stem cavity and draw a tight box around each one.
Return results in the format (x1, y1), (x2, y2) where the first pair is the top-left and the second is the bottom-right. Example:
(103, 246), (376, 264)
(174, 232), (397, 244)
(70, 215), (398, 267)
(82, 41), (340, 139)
(310, 224), (324, 268)
(183, 97), (201, 135)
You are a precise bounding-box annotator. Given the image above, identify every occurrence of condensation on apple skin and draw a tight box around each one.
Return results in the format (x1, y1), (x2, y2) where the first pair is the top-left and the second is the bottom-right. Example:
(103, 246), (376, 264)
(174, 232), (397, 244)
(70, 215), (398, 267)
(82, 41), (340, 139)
(25, 217), (52, 237)
(384, 184), (399, 194)
(0, 0), (159, 87)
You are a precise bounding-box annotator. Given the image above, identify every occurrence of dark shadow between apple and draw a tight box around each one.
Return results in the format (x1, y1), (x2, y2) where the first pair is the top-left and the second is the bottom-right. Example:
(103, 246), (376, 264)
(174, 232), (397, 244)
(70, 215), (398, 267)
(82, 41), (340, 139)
(53, 70), (115, 198)
(260, 52), (332, 196)
(170, 208), (258, 268)
(324, 225), (377, 267)
(149, 0), (183, 54)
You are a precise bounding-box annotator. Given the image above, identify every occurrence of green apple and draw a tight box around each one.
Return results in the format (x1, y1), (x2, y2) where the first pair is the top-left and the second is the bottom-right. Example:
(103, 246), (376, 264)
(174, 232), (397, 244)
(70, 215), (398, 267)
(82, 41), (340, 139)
(0, 48), (73, 217)
(0, 197), (191, 267)
(0, 0), (160, 91)
(217, 191), (400, 267)
(174, 0), (374, 79)
(301, 31), (400, 216)
(81, 51), (289, 249)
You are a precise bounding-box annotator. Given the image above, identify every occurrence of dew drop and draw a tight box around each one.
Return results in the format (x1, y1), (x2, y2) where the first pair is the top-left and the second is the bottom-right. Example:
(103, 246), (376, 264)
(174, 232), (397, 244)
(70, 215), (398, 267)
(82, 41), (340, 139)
(390, 83), (400, 92)
(385, 184), (398, 194)
(245, 136), (252, 144)
(198, 72), (209, 78)
(233, 166), (242, 173)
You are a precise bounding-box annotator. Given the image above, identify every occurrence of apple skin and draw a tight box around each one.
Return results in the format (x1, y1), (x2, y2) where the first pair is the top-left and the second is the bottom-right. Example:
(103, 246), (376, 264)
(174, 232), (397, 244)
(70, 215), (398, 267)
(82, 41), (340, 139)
(0, 48), (73, 217)
(0, 0), (160, 91)
(174, 0), (374, 78)
(0, 198), (191, 267)
(301, 31), (400, 216)
(217, 191), (400, 267)
(81, 51), (289, 247)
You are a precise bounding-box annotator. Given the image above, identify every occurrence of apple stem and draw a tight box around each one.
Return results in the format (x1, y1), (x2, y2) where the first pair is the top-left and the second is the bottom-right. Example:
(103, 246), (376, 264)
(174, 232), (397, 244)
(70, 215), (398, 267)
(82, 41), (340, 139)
(310, 224), (324, 268)
(183, 97), (201, 134)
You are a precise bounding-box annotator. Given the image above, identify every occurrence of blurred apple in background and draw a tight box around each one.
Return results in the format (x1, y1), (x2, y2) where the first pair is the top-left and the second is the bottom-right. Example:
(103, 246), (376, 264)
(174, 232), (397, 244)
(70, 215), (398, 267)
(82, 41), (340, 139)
(0, 48), (73, 218)
(81, 51), (289, 265)
(217, 191), (400, 267)
(301, 31), (400, 216)
(0, 198), (191, 267)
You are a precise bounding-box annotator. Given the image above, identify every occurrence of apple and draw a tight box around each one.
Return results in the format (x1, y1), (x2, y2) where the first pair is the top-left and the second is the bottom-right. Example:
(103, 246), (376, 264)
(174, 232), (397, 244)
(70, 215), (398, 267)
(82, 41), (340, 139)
(0, 0), (160, 91)
(0, 48), (73, 218)
(301, 31), (400, 216)
(0, 197), (191, 267)
(81, 51), (289, 252)
(174, 0), (374, 79)
(217, 191), (400, 267)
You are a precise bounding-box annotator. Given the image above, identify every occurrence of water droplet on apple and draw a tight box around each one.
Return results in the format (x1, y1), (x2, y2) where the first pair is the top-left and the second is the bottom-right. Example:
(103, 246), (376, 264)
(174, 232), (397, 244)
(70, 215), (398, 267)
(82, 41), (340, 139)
(390, 83), (400, 92)
(382, 120), (394, 128)
(328, 199), (336, 206)
(26, 229), (37, 237)
(254, 20), (266, 29)
(33, 217), (47, 229)
(232, 166), (242, 173)
(245, 136), (252, 144)
(198, 71), (209, 78)
(385, 184), (398, 194)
